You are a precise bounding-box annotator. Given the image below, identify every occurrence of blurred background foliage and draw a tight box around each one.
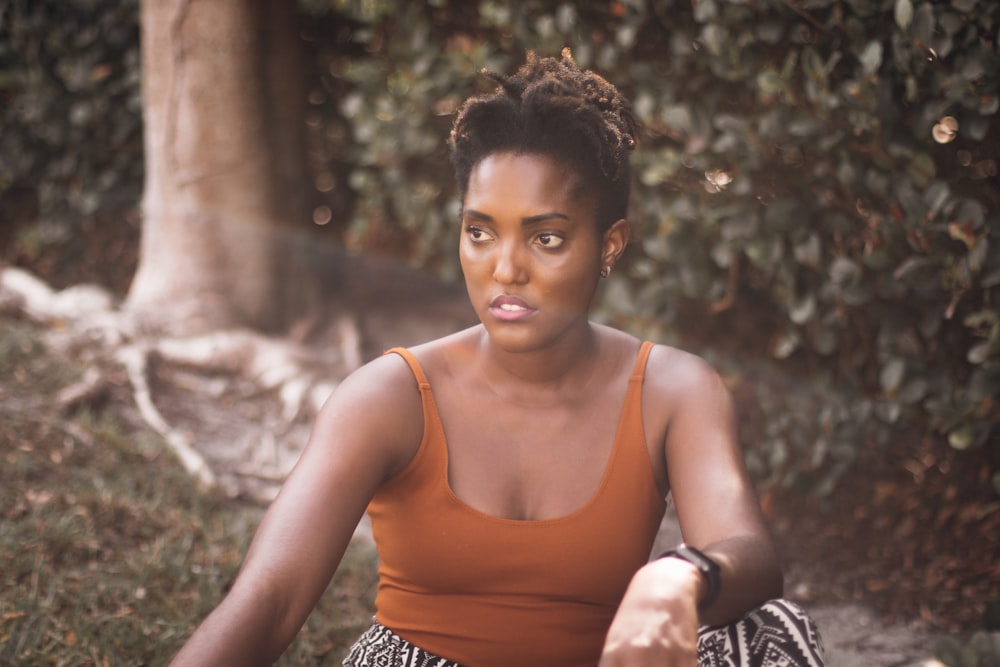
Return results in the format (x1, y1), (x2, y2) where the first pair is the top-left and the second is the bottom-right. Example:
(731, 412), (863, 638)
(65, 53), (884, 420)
(1, 0), (997, 499)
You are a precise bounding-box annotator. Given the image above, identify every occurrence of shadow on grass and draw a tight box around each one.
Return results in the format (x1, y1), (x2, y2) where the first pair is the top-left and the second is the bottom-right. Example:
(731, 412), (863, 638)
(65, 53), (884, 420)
(0, 319), (377, 665)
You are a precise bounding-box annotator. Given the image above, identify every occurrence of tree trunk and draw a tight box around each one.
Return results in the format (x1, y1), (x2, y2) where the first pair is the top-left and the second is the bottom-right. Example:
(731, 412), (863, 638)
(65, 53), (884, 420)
(126, 0), (317, 335)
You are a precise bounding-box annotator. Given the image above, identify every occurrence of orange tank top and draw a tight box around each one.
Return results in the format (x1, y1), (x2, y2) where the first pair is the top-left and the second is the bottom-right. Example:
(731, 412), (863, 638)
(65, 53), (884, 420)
(367, 342), (666, 667)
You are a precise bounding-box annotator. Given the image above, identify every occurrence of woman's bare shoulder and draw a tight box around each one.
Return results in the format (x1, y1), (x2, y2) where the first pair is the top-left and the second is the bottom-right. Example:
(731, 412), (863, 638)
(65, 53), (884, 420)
(643, 343), (731, 406)
(306, 349), (430, 478)
(330, 347), (422, 407)
(315, 328), (479, 451)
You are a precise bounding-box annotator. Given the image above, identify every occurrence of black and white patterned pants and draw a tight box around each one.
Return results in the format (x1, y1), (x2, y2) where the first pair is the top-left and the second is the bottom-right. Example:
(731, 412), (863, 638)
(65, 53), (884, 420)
(343, 599), (826, 666)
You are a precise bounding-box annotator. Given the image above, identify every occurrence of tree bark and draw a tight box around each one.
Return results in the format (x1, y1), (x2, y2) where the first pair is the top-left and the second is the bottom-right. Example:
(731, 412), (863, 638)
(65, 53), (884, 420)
(127, 0), (317, 335)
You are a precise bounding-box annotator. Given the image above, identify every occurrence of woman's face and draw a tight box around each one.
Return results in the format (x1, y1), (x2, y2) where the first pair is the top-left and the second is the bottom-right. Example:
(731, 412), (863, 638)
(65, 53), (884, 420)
(459, 152), (628, 353)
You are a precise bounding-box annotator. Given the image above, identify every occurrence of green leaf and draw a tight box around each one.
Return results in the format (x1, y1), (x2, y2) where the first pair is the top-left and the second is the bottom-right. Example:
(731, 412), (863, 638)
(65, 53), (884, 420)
(876, 400), (902, 424)
(756, 69), (786, 96)
(939, 10), (964, 36)
(933, 636), (964, 665)
(860, 40), (883, 76)
(829, 257), (861, 285)
(700, 24), (727, 56)
(965, 116), (990, 141)
(801, 46), (826, 82)
(907, 153), (936, 187)
(755, 20), (784, 44)
(891, 258), (931, 285)
(948, 424), (975, 450)
(812, 327), (838, 356)
(925, 180), (952, 220)
(968, 341), (995, 365)
(789, 294), (817, 324)
(963, 309), (999, 331)
(898, 379), (928, 404)
(949, 422), (991, 451)
(771, 330), (801, 359)
(793, 234), (822, 269)
(911, 3), (935, 45)
(894, 0), (914, 32)
(961, 54), (986, 81)
(693, 0), (719, 23)
(880, 357), (906, 396)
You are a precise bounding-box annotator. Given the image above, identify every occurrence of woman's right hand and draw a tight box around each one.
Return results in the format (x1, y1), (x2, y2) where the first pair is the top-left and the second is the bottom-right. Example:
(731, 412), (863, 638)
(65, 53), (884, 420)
(597, 556), (703, 667)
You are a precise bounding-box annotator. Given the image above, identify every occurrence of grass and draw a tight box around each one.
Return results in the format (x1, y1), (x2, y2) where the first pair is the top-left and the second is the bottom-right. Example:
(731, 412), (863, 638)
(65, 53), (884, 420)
(0, 320), (377, 666)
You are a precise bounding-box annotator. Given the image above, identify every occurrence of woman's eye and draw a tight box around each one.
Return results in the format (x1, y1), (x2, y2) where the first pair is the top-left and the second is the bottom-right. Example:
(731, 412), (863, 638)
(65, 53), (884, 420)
(536, 233), (564, 249)
(465, 225), (490, 242)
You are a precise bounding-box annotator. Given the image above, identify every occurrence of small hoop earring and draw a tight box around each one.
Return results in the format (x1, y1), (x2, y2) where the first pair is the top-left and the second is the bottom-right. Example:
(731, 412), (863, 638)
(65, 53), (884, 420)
(600, 266), (611, 279)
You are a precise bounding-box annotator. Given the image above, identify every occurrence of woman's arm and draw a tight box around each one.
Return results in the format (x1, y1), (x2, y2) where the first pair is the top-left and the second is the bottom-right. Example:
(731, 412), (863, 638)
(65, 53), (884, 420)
(658, 350), (782, 624)
(600, 346), (781, 666)
(169, 353), (423, 666)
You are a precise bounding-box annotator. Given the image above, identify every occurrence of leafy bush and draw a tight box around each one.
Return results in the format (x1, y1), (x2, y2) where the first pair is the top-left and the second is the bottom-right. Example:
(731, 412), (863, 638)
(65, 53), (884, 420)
(0, 0), (142, 239)
(934, 630), (1000, 667)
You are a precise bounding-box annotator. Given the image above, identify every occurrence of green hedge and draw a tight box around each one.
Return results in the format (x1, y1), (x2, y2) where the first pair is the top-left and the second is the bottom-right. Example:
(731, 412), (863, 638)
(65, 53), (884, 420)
(315, 0), (999, 496)
(0, 0), (142, 238)
(2, 0), (996, 497)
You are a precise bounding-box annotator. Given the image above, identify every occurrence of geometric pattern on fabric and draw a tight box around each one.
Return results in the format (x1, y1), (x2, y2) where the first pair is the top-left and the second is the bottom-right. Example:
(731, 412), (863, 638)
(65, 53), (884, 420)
(342, 619), (462, 667)
(343, 599), (826, 666)
(697, 599), (826, 667)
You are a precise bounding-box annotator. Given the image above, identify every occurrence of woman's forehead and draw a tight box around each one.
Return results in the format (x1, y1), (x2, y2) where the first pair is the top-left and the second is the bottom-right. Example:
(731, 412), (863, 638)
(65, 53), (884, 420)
(464, 153), (600, 228)
(467, 153), (581, 198)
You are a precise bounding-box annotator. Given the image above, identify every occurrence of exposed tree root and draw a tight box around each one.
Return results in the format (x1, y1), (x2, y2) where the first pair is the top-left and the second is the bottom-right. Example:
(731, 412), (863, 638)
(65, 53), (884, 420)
(148, 327), (345, 421)
(117, 343), (219, 488)
(0, 266), (359, 500)
(56, 367), (110, 414)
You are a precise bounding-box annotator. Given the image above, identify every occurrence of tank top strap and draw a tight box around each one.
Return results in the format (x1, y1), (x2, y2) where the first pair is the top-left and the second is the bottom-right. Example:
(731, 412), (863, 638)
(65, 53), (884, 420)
(630, 340), (655, 381)
(385, 347), (431, 390)
(377, 347), (446, 487)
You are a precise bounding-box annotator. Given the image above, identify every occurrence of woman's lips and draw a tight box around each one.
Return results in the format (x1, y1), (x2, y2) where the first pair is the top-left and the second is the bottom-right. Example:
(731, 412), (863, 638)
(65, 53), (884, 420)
(489, 295), (536, 321)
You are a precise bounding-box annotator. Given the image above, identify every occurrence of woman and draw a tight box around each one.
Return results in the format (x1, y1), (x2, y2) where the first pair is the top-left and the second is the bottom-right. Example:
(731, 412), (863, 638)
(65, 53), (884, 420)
(170, 50), (824, 667)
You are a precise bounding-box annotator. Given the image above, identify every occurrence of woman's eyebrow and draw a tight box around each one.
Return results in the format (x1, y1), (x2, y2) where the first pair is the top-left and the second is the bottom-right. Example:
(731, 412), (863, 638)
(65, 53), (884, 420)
(461, 209), (492, 221)
(462, 209), (570, 226)
(522, 212), (570, 226)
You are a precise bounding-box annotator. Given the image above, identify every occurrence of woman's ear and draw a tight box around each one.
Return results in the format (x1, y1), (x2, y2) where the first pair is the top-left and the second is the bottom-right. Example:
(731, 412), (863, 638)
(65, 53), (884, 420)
(601, 219), (630, 270)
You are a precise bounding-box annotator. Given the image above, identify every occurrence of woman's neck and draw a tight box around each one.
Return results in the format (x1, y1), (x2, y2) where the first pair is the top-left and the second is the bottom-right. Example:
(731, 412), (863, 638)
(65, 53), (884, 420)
(473, 322), (607, 401)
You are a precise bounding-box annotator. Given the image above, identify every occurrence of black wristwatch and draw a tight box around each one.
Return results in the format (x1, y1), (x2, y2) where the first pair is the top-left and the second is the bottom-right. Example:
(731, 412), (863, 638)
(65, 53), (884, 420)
(657, 544), (721, 612)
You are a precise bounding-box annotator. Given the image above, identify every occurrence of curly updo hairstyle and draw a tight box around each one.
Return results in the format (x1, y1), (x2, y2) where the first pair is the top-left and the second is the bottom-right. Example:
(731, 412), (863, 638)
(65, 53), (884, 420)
(449, 48), (638, 232)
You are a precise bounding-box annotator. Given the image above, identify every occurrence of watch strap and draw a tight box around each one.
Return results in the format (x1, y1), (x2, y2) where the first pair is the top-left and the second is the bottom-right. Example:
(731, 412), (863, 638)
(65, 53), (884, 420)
(657, 544), (721, 612)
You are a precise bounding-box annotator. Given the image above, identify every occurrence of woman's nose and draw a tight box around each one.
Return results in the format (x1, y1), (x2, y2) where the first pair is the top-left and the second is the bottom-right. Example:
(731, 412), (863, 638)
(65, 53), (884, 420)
(492, 241), (527, 284)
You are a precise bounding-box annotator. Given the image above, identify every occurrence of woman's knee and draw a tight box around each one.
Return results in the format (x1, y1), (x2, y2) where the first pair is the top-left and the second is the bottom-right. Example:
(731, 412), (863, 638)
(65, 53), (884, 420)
(697, 598), (826, 667)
